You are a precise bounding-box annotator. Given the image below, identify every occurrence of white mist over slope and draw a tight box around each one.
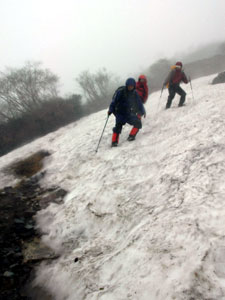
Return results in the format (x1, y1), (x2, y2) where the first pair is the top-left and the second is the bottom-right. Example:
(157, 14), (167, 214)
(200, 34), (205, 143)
(1, 75), (225, 299)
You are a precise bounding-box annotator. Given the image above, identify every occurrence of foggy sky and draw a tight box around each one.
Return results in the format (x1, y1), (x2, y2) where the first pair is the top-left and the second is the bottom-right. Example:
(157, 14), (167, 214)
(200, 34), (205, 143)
(1, 0), (225, 94)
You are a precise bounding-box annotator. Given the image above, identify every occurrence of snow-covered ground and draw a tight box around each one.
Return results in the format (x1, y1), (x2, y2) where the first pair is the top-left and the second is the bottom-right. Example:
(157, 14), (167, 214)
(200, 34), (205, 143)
(1, 75), (225, 299)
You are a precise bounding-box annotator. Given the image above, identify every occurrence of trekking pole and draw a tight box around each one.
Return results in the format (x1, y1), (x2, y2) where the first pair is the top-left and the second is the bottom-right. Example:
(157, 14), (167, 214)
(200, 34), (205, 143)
(160, 85), (164, 99)
(95, 115), (109, 153)
(189, 77), (194, 102)
(157, 84), (164, 112)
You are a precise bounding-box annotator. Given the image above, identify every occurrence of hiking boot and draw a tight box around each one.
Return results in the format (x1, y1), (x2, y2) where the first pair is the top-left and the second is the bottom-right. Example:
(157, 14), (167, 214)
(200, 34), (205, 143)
(127, 135), (135, 141)
(128, 127), (139, 140)
(112, 132), (119, 146)
(166, 99), (172, 109)
(111, 141), (118, 147)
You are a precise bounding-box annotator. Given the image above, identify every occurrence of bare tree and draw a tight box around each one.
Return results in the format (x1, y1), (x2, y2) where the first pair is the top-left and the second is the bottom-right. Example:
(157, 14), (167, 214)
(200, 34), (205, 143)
(0, 61), (59, 121)
(76, 68), (119, 111)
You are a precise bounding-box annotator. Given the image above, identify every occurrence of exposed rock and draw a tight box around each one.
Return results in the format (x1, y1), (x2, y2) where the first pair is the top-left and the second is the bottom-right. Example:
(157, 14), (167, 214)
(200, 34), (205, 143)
(0, 173), (67, 299)
(39, 187), (67, 209)
(212, 71), (225, 84)
(22, 237), (59, 263)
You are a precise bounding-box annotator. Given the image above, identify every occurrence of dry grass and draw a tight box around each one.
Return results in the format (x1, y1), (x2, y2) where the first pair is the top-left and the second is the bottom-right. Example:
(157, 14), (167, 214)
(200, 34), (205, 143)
(11, 150), (50, 178)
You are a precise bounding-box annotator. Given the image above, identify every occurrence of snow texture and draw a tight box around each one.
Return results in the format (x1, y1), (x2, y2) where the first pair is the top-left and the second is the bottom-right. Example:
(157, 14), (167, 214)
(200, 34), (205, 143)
(1, 75), (225, 299)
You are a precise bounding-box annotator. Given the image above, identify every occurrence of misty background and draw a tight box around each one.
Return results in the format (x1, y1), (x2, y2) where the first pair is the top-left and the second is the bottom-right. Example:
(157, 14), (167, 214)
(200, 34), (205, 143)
(1, 0), (225, 94)
(0, 0), (225, 156)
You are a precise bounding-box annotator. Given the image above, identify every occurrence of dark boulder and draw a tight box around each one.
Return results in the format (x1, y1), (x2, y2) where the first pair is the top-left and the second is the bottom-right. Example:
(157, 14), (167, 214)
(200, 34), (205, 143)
(212, 71), (225, 84)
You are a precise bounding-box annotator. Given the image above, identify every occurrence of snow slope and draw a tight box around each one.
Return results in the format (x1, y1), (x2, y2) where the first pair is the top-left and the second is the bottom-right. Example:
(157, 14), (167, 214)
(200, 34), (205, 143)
(1, 75), (225, 299)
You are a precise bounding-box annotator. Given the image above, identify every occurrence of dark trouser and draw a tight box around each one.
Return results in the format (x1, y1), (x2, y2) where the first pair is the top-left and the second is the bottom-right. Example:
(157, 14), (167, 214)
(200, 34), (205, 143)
(166, 85), (186, 109)
(113, 114), (142, 134)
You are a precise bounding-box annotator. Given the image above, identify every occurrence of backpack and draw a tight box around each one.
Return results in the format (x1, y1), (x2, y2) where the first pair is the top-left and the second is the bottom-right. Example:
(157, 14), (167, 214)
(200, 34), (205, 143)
(111, 86), (127, 113)
(112, 86), (126, 101)
(165, 66), (178, 88)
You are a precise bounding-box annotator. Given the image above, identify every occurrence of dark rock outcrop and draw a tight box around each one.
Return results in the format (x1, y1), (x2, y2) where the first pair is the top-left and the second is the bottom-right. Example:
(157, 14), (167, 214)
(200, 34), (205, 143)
(212, 71), (225, 85)
(0, 172), (67, 299)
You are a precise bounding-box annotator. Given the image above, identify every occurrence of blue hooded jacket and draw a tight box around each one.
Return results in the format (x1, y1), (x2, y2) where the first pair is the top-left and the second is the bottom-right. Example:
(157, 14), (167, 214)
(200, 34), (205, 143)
(109, 78), (146, 120)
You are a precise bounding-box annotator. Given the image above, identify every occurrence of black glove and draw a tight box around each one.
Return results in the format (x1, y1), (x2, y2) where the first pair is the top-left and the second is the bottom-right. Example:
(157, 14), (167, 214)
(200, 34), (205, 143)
(108, 111), (112, 116)
(143, 108), (146, 118)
